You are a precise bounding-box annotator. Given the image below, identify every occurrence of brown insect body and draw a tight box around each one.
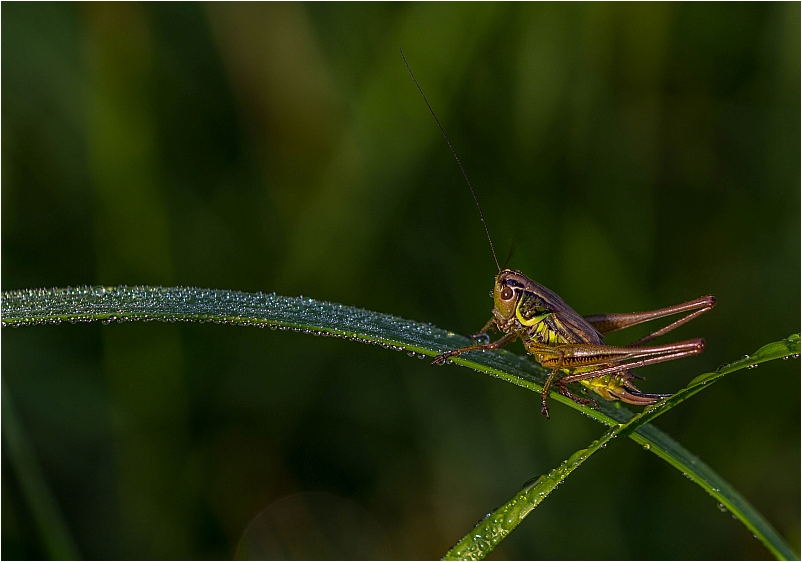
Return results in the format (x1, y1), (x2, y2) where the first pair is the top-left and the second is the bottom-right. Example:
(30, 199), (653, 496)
(434, 268), (715, 419)
(493, 269), (676, 406)
(401, 49), (715, 419)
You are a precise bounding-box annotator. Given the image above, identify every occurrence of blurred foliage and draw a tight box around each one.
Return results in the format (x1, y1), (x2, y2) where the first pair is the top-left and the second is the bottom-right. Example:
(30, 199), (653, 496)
(2, 3), (799, 559)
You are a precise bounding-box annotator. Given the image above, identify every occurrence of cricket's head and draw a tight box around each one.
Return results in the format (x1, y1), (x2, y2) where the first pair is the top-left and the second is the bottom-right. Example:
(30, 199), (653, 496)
(493, 269), (555, 324)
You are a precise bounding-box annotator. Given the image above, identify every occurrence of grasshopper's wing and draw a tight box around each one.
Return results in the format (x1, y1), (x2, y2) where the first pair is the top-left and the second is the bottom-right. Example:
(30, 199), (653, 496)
(534, 283), (605, 345)
(551, 307), (605, 345)
(515, 275), (605, 346)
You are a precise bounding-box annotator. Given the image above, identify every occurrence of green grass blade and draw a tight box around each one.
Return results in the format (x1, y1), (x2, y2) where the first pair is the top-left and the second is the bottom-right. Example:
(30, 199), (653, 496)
(3, 287), (799, 559)
(443, 334), (801, 561)
(443, 421), (622, 561)
(617, 335), (801, 561)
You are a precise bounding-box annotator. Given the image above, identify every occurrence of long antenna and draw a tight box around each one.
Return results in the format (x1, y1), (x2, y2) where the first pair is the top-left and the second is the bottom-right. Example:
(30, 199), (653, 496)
(400, 48), (501, 272)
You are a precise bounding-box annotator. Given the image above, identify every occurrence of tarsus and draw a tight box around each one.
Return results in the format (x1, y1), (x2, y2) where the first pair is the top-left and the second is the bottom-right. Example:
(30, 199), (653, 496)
(400, 48), (501, 272)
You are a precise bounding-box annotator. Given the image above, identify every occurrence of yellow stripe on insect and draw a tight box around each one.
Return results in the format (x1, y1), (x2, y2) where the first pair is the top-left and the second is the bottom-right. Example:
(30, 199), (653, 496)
(515, 303), (550, 327)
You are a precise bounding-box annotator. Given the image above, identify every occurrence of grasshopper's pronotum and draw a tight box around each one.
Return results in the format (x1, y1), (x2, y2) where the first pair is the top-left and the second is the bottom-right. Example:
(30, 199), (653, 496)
(401, 50), (715, 419)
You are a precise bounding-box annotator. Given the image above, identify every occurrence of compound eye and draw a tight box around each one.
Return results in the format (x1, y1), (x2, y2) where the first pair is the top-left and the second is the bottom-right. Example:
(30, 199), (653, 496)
(500, 286), (514, 301)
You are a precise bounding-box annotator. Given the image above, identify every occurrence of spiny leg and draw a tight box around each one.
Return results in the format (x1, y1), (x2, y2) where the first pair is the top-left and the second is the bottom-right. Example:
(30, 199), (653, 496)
(525, 338), (704, 408)
(540, 351), (564, 421)
(584, 295), (715, 347)
(627, 305), (713, 347)
(432, 331), (518, 365)
(558, 338), (706, 385)
(555, 381), (599, 409)
(531, 338), (705, 374)
(540, 358), (601, 419)
(468, 317), (498, 344)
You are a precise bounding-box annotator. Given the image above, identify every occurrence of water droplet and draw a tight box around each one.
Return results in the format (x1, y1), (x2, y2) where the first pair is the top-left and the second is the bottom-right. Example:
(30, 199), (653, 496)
(717, 503), (728, 513)
(642, 443), (651, 451)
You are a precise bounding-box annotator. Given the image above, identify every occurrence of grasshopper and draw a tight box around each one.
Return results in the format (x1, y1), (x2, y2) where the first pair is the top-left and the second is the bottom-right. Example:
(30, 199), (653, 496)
(401, 50), (716, 419)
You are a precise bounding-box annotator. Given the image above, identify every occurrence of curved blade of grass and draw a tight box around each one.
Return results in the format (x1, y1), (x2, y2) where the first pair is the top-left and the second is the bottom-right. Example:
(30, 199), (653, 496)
(444, 419), (622, 561)
(443, 334), (801, 561)
(2, 287), (799, 559)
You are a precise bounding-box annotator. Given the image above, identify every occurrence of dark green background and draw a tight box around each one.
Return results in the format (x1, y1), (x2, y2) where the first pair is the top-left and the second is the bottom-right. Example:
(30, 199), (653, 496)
(3, 3), (799, 559)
